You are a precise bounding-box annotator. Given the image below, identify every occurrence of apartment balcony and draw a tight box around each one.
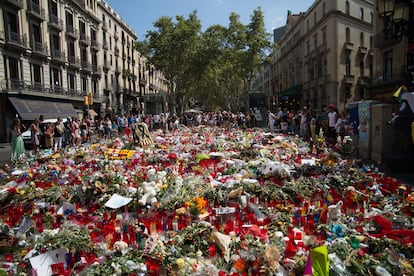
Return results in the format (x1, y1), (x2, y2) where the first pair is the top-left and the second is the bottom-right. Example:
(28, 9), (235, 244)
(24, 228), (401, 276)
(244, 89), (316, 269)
(114, 46), (119, 56)
(343, 74), (355, 84)
(51, 49), (66, 63)
(139, 78), (147, 86)
(3, 0), (23, 9)
(103, 60), (111, 70)
(48, 14), (64, 31)
(371, 67), (406, 86)
(79, 33), (90, 45)
(358, 76), (371, 86)
(30, 40), (48, 58)
(26, 1), (45, 20)
(358, 46), (368, 56)
(81, 61), (93, 73)
(91, 40), (100, 50)
(92, 65), (101, 76)
(65, 25), (79, 39)
(68, 88), (83, 97)
(51, 85), (66, 95)
(6, 79), (25, 91)
(102, 40), (108, 50)
(343, 41), (354, 52)
(374, 31), (400, 49)
(103, 83), (113, 92)
(5, 31), (27, 51)
(68, 56), (82, 69)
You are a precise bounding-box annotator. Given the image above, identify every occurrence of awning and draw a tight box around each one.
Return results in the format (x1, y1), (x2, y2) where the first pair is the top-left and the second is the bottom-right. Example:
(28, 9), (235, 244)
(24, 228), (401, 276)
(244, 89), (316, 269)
(88, 109), (98, 117)
(279, 84), (303, 97)
(9, 97), (78, 121)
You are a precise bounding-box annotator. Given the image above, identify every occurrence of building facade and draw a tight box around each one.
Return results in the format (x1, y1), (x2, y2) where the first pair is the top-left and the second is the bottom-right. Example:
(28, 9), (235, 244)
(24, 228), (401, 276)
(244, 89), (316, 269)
(271, 0), (374, 112)
(0, 0), (170, 142)
(367, 0), (414, 101)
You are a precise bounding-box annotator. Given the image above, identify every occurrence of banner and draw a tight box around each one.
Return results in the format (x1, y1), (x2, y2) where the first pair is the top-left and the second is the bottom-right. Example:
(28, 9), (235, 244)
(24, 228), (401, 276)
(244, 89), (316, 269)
(131, 123), (153, 147)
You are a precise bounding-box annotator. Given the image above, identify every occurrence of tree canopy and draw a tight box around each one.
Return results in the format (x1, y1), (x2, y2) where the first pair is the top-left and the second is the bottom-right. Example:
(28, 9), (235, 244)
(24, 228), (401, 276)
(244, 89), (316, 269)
(138, 8), (272, 114)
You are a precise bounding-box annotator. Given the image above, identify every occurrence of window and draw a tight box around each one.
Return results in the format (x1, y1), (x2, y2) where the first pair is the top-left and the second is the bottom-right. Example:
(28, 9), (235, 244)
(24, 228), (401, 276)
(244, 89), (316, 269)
(369, 36), (373, 49)
(314, 12), (317, 24)
(360, 32), (364, 46)
(346, 57), (351, 75)
(81, 76), (88, 93)
(68, 73), (76, 90)
(314, 34), (318, 49)
(323, 2), (326, 16)
(32, 63), (42, 84)
(66, 11), (74, 27)
(370, 12), (373, 24)
(9, 57), (20, 80)
(384, 50), (393, 81)
(307, 20), (309, 31)
(50, 66), (61, 86)
(31, 22), (42, 42)
(360, 8), (364, 20)
(346, 1), (350, 15)
(322, 30), (326, 43)
(360, 60), (364, 76)
(306, 41), (310, 54)
(346, 27), (351, 42)
(67, 40), (75, 57)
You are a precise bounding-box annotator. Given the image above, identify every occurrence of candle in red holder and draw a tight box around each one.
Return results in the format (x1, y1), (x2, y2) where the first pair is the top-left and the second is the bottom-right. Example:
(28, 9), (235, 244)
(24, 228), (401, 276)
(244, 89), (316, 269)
(146, 258), (161, 276)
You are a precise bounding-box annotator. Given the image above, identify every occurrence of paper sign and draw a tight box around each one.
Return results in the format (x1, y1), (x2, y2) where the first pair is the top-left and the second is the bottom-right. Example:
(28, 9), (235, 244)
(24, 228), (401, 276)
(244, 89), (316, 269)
(29, 248), (66, 276)
(104, 193), (132, 209)
(131, 123), (153, 147)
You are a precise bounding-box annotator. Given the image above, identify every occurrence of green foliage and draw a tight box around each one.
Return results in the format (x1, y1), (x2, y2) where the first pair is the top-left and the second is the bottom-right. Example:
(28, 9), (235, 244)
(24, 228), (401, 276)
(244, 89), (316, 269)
(139, 8), (272, 113)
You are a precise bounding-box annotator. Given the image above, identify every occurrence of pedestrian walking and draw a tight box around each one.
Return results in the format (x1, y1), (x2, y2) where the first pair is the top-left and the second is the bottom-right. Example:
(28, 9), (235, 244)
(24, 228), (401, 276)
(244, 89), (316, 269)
(53, 118), (64, 152)
(31, 118), (40, 154)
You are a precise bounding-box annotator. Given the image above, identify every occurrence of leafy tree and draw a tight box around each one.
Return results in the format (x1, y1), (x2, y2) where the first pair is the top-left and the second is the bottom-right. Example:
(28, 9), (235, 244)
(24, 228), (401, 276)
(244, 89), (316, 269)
(138, 8), (272, 114)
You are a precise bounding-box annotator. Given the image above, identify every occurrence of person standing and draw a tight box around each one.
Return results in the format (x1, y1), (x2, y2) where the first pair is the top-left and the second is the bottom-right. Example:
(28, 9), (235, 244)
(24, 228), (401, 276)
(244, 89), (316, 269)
(268, 110), (277, 133)
(300, 107), (310, 140)
(44, 122), (54, 149)
(327, 105), (338, 144)
(53, 118), (64, 152)
(31, 118), (40, 154)
(10, 118), (25, 161)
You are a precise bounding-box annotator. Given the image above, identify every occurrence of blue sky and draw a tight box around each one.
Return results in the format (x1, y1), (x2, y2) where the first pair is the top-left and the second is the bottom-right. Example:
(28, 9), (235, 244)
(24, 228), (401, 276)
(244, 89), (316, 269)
(105, 0), (316, 40)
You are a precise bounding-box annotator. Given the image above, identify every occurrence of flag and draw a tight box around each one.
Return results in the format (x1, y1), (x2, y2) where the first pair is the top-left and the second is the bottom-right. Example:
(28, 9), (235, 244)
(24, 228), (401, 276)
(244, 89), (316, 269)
(393, 85), (407, 103)
(310, 245), (329, 276)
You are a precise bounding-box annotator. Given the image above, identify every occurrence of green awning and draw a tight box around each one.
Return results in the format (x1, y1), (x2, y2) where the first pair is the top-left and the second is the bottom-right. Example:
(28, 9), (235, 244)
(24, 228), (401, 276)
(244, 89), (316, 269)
(279, 84), (303, 97)
(9, 97), (77, 121)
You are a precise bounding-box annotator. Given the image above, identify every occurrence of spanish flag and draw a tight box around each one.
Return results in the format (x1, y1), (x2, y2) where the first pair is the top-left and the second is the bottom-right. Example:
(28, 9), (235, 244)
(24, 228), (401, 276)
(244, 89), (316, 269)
(393, 85), (407, 103)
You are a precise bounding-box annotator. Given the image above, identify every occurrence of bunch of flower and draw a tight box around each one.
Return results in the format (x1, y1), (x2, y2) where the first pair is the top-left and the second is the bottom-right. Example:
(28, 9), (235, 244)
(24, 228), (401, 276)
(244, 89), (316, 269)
(335, 136), (355, 158)
(185, 197), (207, 216)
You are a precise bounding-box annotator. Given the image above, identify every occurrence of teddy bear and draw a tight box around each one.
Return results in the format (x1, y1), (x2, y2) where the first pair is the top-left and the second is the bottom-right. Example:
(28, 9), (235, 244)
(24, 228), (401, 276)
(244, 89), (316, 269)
(257, 161), (293, 179)
(327, 200), (343, 223)
(138, 181), (157, 206)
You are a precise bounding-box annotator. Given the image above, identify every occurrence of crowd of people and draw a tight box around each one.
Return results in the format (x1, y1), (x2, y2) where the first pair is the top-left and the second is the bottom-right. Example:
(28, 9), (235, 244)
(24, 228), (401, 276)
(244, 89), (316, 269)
(9, 105), (353, 161)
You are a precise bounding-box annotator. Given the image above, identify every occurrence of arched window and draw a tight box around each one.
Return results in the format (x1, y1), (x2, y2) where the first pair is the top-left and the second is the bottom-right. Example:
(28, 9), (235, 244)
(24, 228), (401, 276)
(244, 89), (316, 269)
(360, 8), (364, 20)
(346, 1), (350, 15)
(322, 2), (326, 16)
(360, 32), (364, 46)
(346, 57), (351, 75)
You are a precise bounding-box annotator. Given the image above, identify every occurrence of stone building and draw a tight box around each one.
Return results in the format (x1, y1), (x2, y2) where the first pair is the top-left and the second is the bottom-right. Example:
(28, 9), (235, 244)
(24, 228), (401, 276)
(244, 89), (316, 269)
(271, 0), (374, 112)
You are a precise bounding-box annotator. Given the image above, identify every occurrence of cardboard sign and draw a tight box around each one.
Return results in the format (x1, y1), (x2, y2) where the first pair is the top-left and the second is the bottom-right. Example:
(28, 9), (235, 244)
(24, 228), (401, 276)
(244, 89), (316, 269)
(131, 123), (153, 147)
(104, 148), (135, 160)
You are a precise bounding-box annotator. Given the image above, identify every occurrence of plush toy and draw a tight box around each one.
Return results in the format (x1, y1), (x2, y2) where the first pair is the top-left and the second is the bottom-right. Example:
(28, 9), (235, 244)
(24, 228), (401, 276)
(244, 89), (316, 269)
(257, 161), (293, 179)
(113, 240), (129, 256)
(138, 181), (157, 206)
(327, 200), (343, 223)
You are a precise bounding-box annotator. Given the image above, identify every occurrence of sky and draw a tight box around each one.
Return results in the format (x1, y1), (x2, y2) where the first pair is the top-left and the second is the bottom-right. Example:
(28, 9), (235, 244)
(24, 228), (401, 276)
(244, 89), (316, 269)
(105, 0), (316, 41)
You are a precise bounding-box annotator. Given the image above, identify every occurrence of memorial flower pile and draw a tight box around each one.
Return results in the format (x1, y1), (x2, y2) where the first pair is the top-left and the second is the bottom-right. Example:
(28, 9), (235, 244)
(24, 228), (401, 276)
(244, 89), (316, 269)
(0, 124), (413, 275)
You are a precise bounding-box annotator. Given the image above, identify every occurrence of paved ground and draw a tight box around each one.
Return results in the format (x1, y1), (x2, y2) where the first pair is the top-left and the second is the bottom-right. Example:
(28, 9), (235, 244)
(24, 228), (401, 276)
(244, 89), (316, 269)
(1, 141), (413, 185)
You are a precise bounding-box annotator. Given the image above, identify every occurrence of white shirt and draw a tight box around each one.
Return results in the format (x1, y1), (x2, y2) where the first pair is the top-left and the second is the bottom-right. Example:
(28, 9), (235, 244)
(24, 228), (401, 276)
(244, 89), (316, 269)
(328, 111), (337, 127)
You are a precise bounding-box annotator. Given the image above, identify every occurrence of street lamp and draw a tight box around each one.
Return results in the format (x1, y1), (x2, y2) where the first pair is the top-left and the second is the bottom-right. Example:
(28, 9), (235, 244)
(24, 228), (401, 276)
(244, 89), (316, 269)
(378, 0), (395, 17)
